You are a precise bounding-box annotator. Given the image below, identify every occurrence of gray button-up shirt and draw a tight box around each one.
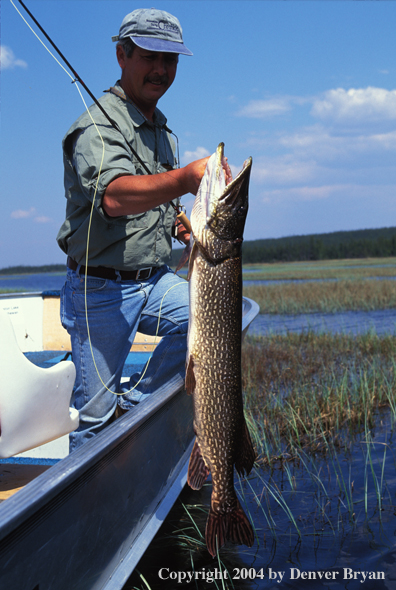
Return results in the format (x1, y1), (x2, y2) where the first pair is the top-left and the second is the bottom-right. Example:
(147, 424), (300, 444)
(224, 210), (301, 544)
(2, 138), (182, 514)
(57, 81), (178, 271)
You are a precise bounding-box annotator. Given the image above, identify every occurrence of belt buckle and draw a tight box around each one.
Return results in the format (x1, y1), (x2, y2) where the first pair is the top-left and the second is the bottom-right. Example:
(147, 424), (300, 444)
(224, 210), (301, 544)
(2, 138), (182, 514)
(136, 267), (151, 280)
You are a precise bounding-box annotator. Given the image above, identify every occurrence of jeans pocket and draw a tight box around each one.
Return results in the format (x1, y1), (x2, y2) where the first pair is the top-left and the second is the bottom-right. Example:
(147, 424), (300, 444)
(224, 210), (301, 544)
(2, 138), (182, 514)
(73, 276), (108, 293)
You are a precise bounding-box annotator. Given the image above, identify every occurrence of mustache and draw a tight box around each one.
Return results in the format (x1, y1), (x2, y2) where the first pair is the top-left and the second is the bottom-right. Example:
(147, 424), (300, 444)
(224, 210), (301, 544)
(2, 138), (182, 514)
(144, 75), (169, 85)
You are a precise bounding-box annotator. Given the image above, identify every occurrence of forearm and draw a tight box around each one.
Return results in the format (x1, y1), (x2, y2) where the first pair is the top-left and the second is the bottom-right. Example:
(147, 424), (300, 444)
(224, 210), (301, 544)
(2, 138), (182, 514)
(103, 168), (188, 217)
(103, 156), (209, 217)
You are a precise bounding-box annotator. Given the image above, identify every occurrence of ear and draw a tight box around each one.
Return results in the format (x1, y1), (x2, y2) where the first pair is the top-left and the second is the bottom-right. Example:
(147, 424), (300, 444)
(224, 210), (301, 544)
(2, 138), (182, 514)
(116, 45), (126, 69)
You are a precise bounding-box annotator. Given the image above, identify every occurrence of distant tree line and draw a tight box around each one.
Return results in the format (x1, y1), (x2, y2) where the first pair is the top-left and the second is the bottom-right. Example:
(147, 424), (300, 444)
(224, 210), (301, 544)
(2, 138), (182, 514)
(0, 264), (66, 275)
(2, 227), (396, 275)
(172, 226), (396, 266)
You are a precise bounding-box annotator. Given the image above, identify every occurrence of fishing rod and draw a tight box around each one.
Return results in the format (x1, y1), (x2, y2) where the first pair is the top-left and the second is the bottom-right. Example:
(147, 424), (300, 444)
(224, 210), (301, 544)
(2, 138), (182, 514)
(14, 0), (191, 396)
(17, 0), (152, 176)
(16, 0), (192, 232)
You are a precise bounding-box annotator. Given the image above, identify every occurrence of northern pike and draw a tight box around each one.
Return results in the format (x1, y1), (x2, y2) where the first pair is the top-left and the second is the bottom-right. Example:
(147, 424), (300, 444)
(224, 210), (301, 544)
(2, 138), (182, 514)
(186, 143), (255, 557)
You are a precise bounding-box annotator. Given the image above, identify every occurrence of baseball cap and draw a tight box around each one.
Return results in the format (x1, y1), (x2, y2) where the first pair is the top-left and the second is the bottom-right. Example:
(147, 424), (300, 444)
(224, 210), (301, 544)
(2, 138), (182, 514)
(112, 8), (193, 56)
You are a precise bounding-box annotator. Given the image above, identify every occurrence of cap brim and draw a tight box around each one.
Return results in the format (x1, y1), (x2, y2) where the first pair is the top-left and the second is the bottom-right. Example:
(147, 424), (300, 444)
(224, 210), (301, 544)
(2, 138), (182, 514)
(130, 36), (193, 56)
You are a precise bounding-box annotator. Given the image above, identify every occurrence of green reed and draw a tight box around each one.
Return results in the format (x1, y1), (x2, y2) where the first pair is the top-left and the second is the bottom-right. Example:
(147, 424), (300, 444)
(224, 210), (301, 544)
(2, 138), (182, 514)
(242, 332), (396, 462)
(0, 289), (24, 294)
(243, 257), (396, 282)
(126, 333), (396, 589)
(243, 278), (396, 314)
(238, 332), (396, 545)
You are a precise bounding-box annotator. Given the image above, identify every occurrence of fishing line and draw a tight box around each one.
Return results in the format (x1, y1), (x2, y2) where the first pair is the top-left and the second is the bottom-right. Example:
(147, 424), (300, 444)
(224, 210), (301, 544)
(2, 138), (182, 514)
(107, 280), (186, 396)
(12, 0), (187, 396)
(10, 0), (74, 80)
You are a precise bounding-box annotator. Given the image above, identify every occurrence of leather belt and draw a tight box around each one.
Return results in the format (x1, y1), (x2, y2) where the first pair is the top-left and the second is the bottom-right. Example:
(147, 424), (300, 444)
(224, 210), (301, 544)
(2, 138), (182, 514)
(67, 257), (157, 281)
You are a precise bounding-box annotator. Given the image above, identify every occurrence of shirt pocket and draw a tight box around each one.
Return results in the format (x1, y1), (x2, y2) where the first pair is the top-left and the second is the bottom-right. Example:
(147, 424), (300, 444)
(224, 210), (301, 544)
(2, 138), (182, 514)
(109, 210), (150, 229)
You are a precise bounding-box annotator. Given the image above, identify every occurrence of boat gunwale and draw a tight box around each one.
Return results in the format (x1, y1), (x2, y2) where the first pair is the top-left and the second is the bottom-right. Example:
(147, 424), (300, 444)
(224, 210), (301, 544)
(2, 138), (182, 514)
(0, 375), (185, 542)
(0, 295), (258, 543)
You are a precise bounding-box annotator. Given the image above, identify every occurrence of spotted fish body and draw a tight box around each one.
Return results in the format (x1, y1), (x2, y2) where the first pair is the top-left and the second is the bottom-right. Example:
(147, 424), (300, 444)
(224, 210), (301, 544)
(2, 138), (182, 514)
(186, 143), (255, 557)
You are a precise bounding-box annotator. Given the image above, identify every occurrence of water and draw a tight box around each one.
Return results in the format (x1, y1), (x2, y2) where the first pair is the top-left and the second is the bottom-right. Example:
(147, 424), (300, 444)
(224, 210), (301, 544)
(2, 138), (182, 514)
(250, 309), (396, 337)
(2, 272), (396, 338)
(0, 272), (66, 293)
(244, 276), (396, 286)
(243, 262), (396, 272)
(125, 409), (396, 590)
(25, 349), (396, 589)
(8, 272), (396, 587)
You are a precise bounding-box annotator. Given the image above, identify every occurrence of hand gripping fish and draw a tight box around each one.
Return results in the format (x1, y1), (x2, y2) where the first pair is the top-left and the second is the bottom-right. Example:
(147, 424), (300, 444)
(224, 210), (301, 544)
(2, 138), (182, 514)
(186, 143), (255, 557)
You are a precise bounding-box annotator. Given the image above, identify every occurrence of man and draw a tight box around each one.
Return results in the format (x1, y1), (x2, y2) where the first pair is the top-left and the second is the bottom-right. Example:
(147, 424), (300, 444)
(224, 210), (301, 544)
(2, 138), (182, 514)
(57, 8), (209, 451)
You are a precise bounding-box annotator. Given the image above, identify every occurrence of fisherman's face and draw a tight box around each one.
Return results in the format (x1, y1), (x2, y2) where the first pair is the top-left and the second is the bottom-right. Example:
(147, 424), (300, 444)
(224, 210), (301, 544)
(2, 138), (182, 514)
(117, 45), (178, 119)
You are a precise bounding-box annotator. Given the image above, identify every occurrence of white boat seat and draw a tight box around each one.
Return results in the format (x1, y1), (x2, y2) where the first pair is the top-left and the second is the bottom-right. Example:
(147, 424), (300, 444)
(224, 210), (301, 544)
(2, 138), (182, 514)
(0, 308), (79, 459)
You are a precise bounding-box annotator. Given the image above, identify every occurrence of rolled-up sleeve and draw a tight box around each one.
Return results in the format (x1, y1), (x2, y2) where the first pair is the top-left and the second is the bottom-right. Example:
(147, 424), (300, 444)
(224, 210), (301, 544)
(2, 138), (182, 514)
(57, 87), (176, 269)
(71, 122), (137, 216)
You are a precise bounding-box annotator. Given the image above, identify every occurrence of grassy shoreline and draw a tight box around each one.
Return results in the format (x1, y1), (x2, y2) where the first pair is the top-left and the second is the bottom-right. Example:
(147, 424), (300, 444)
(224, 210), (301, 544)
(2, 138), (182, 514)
(242, 256), (396, 281)
(243, 278), (396, 314)
(127, 331), (396, 589)
(242, 256), (396, 314)
(126, 259), (396, 589)
(242, 331), (396, 462)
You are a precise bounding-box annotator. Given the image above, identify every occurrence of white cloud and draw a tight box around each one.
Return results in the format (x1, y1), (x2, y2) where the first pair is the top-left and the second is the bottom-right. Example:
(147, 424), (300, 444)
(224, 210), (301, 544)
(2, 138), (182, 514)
(236, 86), (396, 228)
(260, 183), (396, 204)
(10, 207), (52, 223)
(11, 207), (36, 219)
(236, 98), (292, 118)
(181, 146), (210, 165)
(261, 185), (341, 203)
(248, 123), (396, 193)
(34, 216), (53, 224)
(370, 130), (396, 150)
(311, 87), (396, 123)
(237, 87), (396, 125)
(236, 95), (310, 119)
(0, 46), (27, 70)
(276, 126), (396, 163)
(252, 155), (318, 185)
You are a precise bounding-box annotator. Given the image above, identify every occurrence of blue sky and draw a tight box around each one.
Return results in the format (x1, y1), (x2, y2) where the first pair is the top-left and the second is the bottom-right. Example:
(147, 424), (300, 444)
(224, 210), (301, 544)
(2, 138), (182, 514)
(1, 0), (395, 268)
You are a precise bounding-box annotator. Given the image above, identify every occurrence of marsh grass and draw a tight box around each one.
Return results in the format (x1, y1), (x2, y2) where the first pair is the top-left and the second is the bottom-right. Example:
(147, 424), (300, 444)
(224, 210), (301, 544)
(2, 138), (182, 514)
(132, 336), (396, 576)
(0, 289), (24, 294)
(242, 332), (396, 461)
(126, 333), (396, 589)
(242, 257), (396, 281)
(243, 279), (396, 314)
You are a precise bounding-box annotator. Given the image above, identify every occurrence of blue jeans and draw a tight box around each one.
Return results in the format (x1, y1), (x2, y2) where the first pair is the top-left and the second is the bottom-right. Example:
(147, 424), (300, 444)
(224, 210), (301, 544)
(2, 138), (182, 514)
(60, 265), (189, 452)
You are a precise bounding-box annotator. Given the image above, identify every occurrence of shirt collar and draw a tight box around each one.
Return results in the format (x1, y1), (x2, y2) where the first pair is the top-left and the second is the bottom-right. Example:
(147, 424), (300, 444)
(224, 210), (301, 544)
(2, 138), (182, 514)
(105, 81), (168, 129)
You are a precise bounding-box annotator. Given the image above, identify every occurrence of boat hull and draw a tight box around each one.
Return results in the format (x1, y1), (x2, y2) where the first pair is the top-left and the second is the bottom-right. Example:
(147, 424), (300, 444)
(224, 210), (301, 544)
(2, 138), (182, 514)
(0, 379), (193, 590)
(0, 292), (259, 589)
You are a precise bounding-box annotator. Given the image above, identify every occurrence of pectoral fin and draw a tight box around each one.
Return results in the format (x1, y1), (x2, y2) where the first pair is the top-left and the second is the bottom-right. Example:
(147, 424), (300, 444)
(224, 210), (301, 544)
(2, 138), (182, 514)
(175, 240), (191, 273)
(185, 354), (196, 396)
(187, 438), (210, 490)
(187, 241), (198, 281)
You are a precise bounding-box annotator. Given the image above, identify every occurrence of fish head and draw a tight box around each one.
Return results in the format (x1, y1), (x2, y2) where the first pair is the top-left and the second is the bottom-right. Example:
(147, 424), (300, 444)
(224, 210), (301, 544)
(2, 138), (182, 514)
(191, 143), (252, 262)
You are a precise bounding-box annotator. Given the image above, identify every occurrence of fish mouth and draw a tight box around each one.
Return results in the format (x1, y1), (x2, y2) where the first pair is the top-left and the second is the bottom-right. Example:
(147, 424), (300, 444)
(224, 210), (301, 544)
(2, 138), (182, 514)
(194, 143), (252, 238)
(213, 143), (252, 215)
(216, 143), (252, 203)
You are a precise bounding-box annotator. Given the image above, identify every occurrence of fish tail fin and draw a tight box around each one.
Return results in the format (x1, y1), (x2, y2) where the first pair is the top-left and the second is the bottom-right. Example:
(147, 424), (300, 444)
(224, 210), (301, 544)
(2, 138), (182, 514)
(205, 499), (254, 558)
(235, 422), (256, 477)
(187, 439), (210, 490)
